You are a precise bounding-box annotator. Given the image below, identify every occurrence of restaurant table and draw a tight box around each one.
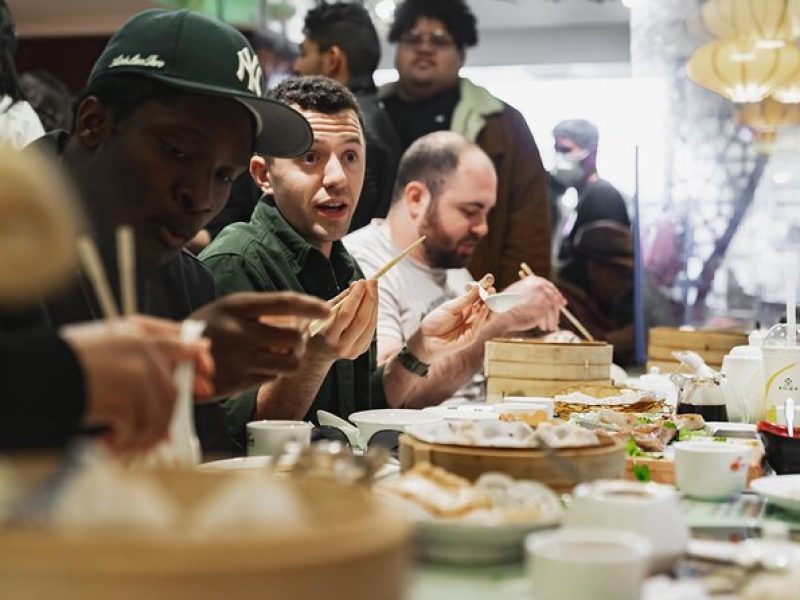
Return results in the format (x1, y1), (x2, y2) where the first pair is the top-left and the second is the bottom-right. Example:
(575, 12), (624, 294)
(405, 492), (800, 600)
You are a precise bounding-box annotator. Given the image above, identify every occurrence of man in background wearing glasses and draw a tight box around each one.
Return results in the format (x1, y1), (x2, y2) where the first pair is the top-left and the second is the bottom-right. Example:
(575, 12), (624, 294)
(379, 0), (552, 289)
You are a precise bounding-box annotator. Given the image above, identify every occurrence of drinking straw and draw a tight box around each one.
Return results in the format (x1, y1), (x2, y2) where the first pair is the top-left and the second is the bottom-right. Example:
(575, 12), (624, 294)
(788, 254), (797, 347)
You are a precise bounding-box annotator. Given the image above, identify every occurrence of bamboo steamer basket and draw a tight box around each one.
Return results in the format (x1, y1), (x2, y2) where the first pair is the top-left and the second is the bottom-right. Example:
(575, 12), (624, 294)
(399, 434), (626, 493)
(0, 467), (410, 600)
(487, 377), (612, 404)
(647, 327), (747, 372)
(485, 339), (613, 403)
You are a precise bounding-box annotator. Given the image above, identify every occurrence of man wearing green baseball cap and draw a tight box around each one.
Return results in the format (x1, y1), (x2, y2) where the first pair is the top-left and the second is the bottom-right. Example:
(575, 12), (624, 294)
(4, 9), (332, 454)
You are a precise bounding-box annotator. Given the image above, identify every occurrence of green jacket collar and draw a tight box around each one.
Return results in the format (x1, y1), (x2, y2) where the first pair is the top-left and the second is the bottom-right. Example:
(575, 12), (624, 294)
(253, 197), (357, 281)
(378, 78), (503, 142)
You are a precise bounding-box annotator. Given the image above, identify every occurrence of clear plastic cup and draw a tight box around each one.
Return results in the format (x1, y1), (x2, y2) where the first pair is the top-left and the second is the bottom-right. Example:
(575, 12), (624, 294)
(762, 324), (800, 422)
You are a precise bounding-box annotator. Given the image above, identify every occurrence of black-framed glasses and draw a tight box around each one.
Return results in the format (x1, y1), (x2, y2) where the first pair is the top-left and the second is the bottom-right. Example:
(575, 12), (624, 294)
(399, 30), (455, 50)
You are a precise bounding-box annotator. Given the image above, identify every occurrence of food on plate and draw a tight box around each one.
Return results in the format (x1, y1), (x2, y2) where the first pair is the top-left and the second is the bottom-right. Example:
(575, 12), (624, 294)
(674, 413), (706, 431)
(499, 409), (548, 427)
(554, 385), (665, 418)
(380, 464), (562, 524)
(407, 418), (608, 449)
(381, 463), (492, 518)
(536, 421), (609, 448)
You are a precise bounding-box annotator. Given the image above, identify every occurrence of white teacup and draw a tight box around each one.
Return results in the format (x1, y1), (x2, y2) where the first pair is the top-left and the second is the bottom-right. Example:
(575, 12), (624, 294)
(525, 528), (651, 600)
(565, 479), (688, 572)
(246, 420), (312, 456)
(674, 441), (750, 500)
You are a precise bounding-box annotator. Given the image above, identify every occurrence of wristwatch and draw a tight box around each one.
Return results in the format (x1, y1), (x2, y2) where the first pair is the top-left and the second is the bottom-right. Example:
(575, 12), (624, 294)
(396, 345), (430, 377)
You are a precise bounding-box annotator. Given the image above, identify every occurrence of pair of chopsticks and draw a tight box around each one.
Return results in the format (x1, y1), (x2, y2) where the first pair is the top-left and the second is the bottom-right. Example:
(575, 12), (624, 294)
(77, 226), (137, 318)
(518, 262), (594, 342)
(308, 235), (426, 337)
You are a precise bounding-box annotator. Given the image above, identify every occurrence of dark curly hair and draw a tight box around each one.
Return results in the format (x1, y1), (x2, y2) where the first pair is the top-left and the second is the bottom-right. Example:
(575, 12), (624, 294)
(269, 75), (362, 122)
(1, 0), (24, 102)
(303, 2), (380, 79)
(388, 0), (478, 49)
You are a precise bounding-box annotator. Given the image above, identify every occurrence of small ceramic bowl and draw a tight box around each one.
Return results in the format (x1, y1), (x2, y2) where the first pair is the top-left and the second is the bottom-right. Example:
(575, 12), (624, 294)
(757, 421), (800, 474)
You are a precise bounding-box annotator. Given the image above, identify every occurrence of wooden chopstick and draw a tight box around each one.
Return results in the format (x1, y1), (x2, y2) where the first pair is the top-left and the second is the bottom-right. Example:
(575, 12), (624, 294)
(77, 236), (119, 319)
(518, 262), (595, 342)
(116, 225), (136, 316)
(308, 235), (426, 337)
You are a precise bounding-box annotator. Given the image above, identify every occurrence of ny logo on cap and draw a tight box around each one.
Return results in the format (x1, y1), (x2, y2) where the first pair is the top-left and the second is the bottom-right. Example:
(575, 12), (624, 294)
(236, 47), (263, 96)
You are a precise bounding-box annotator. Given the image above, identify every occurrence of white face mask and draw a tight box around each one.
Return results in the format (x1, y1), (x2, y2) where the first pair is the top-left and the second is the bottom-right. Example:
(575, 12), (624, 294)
(551, 150), (588, 189)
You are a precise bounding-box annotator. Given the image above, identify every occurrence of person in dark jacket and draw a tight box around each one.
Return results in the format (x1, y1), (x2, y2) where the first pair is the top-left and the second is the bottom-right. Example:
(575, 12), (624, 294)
(551, 119), (630, 265)
(1, 9), (330, 454)
(379, 0), (552, 288)
(294, 1), (401, 231)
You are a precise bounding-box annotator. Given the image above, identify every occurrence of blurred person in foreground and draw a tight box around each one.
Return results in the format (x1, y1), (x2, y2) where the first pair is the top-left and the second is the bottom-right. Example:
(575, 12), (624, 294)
(0, 135), (213, 453)
(0, 0), (44, 147)
(2, 10), (331, 455)
(379, 0), (551, 288)
(201, 77), (489, 444)
(345, 131), (565, 405)
(556, 220), (635, 366)
(551, 119), (630, 265)
(294, 1), (401, 231)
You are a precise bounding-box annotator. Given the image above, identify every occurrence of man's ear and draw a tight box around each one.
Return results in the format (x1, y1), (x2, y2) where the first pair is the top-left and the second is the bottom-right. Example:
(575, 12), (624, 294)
(404, 181), (431, 221)
(73, 97), (111, 150)
(250, 155), (273, 194)
(323, 45), (348, 81)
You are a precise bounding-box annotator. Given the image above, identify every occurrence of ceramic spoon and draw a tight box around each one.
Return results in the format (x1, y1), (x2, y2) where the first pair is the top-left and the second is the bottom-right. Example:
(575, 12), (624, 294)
(470, 282), (523, 314)
(317, 410), (363, 448)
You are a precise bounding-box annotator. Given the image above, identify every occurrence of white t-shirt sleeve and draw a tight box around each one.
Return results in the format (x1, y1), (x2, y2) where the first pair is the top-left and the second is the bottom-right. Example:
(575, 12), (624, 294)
(0, 99), (45, 149)
(344, 226), (406, 353)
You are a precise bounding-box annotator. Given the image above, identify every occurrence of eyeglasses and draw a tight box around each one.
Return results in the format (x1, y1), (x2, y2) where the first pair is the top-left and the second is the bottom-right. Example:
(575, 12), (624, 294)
(399, 30), (455, 50)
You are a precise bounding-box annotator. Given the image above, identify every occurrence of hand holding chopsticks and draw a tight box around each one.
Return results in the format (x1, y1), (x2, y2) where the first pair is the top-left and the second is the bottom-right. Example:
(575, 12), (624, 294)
(518, 262), (595, 341)
(308, 235), (426, 336)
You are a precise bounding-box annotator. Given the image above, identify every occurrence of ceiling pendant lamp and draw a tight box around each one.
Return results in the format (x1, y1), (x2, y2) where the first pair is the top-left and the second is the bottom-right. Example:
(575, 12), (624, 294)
(701, 0), (800, 46)
(687, 38), (800, 103)
(736, 97), (800, 142)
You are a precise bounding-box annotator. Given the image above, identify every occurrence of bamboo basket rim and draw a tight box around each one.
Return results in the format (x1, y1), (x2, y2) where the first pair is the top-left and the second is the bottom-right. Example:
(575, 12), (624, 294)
(399, 433), (623, 458)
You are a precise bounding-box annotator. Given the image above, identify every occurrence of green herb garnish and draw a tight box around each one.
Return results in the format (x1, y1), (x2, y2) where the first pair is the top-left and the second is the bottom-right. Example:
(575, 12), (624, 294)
(632, 463), (651, 482)
(663, 421), (677, 430)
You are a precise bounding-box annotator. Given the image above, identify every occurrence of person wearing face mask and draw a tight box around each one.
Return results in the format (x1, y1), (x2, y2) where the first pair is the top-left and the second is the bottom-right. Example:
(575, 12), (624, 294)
(551, 119), (630, 265)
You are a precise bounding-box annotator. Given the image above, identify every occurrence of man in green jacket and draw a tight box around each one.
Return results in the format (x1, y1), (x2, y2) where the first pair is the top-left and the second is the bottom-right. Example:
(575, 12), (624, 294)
(379, 0), (552, 288)
(201, 76), (489, 442)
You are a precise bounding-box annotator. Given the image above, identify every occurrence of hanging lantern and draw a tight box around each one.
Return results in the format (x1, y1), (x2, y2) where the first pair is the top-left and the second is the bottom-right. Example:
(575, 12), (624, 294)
(736, 97), (800, 134)
(687, 38), (800, 102)
(701, 0), (800, 46)
(772, 59), (800, 102)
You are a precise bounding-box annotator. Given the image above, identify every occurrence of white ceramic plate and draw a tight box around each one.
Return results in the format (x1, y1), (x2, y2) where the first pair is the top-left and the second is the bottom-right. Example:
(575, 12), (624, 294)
(705, 422), (757, 437)
(416, 517), (559, 565)
(750, 475), (800, 513)
(198, 456), (272, 471)
(421, 404), (499, 421)
(406, 419), (537, 448)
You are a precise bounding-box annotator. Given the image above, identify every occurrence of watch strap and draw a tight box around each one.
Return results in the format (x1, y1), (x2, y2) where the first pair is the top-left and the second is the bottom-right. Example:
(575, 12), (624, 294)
(396, 345), (430, 377)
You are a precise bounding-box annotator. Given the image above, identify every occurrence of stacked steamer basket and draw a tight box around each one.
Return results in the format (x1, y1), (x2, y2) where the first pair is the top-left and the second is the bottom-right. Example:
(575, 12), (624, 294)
(647, 327), (748, 374)
(0, 465), (410, 600)
(485, 339), (613, 404)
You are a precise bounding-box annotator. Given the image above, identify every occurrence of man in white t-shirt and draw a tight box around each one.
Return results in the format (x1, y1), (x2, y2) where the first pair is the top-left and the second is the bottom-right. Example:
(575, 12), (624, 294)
(345, 131), (565, 405)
